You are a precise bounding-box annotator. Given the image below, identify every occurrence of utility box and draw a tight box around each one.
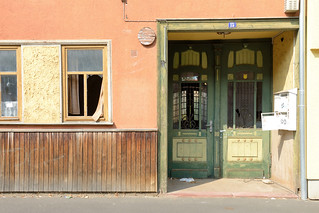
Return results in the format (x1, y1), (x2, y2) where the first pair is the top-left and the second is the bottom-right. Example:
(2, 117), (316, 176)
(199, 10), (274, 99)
(262, 88), (297, 131)
(284, 0), (299, 13)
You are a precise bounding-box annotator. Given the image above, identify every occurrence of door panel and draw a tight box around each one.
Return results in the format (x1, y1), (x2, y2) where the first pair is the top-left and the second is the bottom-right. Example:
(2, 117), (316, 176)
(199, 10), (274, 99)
(168, 43), (214, 178)
(220, 41), (272, 179)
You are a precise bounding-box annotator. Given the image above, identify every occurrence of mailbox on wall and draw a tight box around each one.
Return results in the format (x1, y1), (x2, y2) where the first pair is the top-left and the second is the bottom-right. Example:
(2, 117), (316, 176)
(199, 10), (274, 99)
(261, 88), (297, 131)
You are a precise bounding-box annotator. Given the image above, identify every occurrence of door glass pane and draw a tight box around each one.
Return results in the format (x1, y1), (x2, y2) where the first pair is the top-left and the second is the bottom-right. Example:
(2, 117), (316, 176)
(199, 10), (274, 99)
(0, 50), (16, 72)
(181, 72), (199, 81)
(87, 75), (103, 116)
(1, 75), (17, 117)
(173, 83), (180, 129)
(67, 49), (103, 71)
(235, 82), (254, 128)
(201, 83), (208, 129)
(68, 74), (84, 116)
(256, 82), (263, 128)
(227, 82), (234, 128)
(181, 83), (200, 129)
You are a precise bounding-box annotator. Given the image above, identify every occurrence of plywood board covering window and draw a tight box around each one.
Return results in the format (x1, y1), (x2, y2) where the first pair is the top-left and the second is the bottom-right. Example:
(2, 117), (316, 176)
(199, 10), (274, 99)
(62, 46), (108, 121)
(0, 46), (21, 120)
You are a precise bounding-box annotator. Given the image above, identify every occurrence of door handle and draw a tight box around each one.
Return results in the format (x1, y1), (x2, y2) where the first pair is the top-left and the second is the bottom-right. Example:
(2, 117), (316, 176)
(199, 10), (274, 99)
(206, 120), (213, 133)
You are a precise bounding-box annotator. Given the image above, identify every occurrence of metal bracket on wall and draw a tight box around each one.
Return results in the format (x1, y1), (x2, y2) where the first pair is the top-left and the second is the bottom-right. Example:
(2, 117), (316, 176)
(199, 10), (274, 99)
(122, 1), (156, 22)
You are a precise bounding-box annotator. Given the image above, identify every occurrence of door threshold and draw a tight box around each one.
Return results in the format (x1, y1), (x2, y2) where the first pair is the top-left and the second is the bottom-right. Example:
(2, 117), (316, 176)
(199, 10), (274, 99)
(167, 178), (298, 198)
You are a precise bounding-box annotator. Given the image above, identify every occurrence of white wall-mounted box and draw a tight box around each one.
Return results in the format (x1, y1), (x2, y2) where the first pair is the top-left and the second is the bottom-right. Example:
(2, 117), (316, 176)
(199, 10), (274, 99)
(284, 0), (300, 13)
(262, 88), (297, 131)
(261, 112), (279, 131)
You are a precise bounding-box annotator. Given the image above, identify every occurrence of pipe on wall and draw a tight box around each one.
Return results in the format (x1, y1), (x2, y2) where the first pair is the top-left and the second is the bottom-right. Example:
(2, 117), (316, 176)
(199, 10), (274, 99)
(299, 0), (307, 200)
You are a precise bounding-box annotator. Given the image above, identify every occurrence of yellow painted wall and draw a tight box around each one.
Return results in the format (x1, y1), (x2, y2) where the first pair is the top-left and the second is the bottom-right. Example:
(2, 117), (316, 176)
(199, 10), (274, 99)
(273, 31), (298, 92)
(22, 46), (61, 123)
(272, 31), (299, 192)
(307, 1), (319, 180)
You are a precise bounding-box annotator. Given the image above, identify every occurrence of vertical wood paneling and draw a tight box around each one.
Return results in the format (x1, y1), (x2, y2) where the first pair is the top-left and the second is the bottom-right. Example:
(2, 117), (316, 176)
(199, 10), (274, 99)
(19, 133), (25, 191)
(67, 133), (73, 191)
(43, 133), (49, 191)
(14, 133), (20, 191)
(24, 133), (29, 191)
(150, 132), (157, 191)
(106, 132), (112, 191)
(126, 132), (132, 192)
(34, 133), (39, 191)
(53, 132), (59, 191)
(92, 132), (97, 191)
(73, 133), (79, 191)
(131, 132), (136, 192)
(63, 133), (68, 191)
(136, 132), (141, 192)
(48, 133), (54, 191)
(87, 132), (93, 191)
(121, 133), (127, 191)
(8, 133), (14, 191)
(38, 133), (44, 192)
(97, 132), (102, 191)
(77, 132), (83, 191)
(145, 133), (151, 192)
(140, 133), (146, 191)
(116, 132), (122, 191)
(0, 131), (157, 192)
(101, 132), (107, 191)
(58, 133), (63, 191)
(111, 133), (117, 192)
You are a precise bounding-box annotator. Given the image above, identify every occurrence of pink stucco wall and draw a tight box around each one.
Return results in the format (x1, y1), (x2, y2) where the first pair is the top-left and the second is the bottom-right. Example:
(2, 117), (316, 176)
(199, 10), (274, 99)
(0, 0), (297, 128)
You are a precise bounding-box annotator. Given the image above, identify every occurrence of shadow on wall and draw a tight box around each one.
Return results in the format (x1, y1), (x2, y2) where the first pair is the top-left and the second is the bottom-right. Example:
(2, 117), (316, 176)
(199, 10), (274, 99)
(311, 49), (319, 58)
(277, 130), (294, 160)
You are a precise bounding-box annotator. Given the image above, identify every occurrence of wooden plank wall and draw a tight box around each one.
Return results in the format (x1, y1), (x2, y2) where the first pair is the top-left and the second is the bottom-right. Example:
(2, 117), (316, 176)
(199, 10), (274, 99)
(0, 131), (157, 192)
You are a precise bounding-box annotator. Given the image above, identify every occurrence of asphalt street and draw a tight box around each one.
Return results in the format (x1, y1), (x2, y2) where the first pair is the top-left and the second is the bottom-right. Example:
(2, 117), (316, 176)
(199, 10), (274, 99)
(0, 195), (319, 213)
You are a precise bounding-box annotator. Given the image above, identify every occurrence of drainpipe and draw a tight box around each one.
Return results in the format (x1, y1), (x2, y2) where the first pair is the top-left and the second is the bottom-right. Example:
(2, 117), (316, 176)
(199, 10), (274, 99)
(299, 0), (307, 200)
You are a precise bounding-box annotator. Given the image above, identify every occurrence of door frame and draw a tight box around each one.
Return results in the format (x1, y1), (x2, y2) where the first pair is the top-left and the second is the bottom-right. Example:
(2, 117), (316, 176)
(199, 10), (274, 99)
(157, 18), (299, 193)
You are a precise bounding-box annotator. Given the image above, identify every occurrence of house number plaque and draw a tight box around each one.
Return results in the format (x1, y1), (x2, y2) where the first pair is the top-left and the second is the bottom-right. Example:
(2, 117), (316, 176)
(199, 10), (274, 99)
(138, 27), (156, 46)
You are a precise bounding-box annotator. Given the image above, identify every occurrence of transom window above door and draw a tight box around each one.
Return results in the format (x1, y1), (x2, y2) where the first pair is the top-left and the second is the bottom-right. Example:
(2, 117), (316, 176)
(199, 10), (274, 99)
(62, 46), (108, 121)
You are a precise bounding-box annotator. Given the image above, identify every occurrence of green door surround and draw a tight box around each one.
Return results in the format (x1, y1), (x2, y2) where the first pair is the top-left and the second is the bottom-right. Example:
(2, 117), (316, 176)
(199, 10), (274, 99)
(157, 18), (299, 193)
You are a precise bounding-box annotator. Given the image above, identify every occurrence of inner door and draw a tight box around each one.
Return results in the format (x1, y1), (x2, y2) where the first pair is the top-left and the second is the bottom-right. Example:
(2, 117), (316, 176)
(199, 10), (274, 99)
(168, 43), (215, 178)
(220, 41), (272, 178)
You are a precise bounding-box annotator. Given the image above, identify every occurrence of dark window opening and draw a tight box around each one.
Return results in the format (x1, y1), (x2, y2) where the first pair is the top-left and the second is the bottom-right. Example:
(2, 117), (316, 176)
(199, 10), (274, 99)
(181, 83), (200, 129)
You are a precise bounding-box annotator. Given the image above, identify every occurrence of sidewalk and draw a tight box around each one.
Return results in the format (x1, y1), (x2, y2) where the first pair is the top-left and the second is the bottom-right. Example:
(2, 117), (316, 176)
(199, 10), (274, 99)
(167, 178), (298, 199)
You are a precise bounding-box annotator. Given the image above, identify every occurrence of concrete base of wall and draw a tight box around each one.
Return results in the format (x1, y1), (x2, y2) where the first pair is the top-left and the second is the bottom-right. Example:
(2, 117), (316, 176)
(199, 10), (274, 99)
(308, 180), (319, 199)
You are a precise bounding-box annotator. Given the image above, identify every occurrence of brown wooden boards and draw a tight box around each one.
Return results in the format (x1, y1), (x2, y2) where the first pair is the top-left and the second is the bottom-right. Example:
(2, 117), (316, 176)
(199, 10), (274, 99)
(0, 131), (157, 192)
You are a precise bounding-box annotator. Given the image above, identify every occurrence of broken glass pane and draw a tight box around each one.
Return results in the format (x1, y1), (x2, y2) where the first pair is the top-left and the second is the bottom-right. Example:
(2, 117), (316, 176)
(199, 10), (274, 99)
(235, 82), (254, 128)
(1, 75), (17, 117)
(87, 75), (103, 116)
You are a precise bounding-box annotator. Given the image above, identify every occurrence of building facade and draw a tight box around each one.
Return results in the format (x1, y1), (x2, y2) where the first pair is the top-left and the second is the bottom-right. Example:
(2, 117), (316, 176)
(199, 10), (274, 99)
(0, 0), (309, 197)
(306, 0), (319, 200)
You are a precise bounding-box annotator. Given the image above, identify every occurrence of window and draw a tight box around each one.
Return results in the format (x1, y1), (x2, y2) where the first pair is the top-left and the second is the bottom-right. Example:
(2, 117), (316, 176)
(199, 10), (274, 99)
(227, 73), (263, 129)
(0, 46), (20, 120)
(172, 73), (208, 130)
(62, 46), (108, 121)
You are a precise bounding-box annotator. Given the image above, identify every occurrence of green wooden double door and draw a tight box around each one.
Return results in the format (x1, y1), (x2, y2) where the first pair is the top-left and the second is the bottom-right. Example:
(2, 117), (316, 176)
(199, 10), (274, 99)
(168, 41), (272, 179)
